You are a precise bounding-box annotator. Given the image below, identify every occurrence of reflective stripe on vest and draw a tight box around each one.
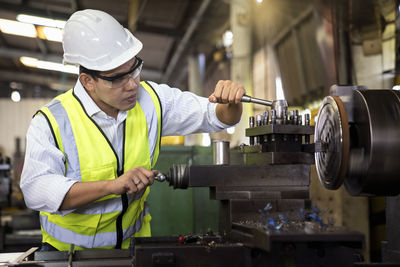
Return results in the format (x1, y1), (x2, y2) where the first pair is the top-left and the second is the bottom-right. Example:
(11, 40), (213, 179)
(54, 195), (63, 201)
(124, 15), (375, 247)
(40, 203), (150, 248)
(38, 81), (161, 249)
(72, 190), (145, 215)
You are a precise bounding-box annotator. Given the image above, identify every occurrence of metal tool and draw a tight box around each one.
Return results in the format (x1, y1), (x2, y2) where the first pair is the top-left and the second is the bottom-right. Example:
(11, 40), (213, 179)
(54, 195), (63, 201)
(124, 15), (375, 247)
(271, 100), (288, 124)
(241, 95), (289, 125)
(155, 173), (167, 182)
(10, 247), (39, 265)
(68, 244), (75, 267)
(241, 95), (273, 106)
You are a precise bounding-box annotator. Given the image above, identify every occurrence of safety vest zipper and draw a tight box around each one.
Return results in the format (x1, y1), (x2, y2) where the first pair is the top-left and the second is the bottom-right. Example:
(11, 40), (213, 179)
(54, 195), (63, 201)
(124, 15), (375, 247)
(116, 120), (127, 249)
(72, 91), (126, 249)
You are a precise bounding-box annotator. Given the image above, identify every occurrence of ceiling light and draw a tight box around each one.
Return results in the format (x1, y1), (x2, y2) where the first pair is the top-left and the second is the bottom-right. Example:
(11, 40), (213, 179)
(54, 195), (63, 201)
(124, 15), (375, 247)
(20, 56), (38, 67)
(256, 0), (263, 3)
(0, 18), (37, 38)
(17, 14), (66, 28)
(20, 56), (79, 74)
(227, 127), (235, 134)
(11, 91), (21, 102)
(37, 26), (63, 42)
(223, 30), (233, 47)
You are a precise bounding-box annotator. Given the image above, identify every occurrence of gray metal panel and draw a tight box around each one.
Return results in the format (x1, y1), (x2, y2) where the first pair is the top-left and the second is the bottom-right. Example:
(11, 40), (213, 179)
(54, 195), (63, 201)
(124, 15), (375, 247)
(245, 124), (314, 136)
(186, 165), (310, 187)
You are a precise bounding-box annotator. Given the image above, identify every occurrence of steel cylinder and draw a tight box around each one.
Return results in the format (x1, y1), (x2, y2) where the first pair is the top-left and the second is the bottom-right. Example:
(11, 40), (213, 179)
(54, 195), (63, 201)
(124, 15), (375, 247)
(167, 164), (188, 189)
(344, 90), (400, 196)
(212, 140), (230, 165)
(271, 100), (288, 124)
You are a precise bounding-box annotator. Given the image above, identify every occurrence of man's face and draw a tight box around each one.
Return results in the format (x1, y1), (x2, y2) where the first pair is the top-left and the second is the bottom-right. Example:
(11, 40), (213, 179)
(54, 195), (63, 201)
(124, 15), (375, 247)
(84, 57), (142, 117)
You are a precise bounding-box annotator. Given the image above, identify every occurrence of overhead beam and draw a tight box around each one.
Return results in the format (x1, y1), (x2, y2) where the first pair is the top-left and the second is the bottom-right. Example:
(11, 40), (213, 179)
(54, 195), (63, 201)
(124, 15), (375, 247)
(0, 47), (163, 83)
(0, 32), (8, 47)
(0, 70), (75, 91)
(70, 0), (79, 12)
(136, 23), (184, 38)
(128, 0), (141, 32)
(0, 2), (70, 20)
(127, 0), (182, 38)
(161, 0), (212, 82)
(35, 37), (48, 55)
(0, 47), (62, 62)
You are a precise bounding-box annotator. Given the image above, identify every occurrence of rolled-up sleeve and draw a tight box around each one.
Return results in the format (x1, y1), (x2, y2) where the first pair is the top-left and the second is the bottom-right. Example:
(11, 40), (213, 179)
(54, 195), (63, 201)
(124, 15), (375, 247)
(148, 81), (230, 136)
(20, 114), (77, 214)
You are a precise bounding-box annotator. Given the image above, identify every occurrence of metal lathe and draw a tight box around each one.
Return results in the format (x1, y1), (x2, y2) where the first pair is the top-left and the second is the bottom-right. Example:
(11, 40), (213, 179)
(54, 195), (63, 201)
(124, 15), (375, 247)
(21, 86), (400, 266)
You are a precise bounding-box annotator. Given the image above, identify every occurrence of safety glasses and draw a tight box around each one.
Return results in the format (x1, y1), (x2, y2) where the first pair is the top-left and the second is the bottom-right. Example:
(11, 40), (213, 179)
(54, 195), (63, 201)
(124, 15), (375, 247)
(93, 57), (143, 89)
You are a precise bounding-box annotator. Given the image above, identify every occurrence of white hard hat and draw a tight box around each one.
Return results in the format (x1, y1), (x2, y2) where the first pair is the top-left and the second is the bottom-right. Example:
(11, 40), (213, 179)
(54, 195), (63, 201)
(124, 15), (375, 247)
(62, 9), (142, 71)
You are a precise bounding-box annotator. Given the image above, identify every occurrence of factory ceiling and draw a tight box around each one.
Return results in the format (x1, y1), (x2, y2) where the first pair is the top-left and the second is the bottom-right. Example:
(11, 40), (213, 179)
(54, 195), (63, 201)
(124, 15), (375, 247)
(0, 0), (230, 99)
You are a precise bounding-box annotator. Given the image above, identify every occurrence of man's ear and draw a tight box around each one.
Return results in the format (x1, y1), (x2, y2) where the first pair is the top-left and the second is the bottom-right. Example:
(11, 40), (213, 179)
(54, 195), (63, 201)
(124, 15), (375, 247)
(79, 73), (96, 92)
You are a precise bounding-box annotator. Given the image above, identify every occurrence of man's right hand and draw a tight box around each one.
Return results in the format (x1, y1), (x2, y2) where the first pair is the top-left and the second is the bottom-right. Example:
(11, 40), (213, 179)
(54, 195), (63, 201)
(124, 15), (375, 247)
(110, 167), (158, 195)
(60, 167), (157, 210)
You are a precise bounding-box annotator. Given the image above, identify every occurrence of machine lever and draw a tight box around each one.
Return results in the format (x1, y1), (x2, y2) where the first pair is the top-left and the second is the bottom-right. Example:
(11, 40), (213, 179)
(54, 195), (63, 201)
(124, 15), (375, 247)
(155, 173), (167, 182)
(241, 95), (273, 106)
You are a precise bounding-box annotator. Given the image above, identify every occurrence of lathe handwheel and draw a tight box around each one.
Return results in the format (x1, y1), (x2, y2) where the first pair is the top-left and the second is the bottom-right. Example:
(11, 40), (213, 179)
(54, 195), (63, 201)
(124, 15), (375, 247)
(315, 96), (350, 190)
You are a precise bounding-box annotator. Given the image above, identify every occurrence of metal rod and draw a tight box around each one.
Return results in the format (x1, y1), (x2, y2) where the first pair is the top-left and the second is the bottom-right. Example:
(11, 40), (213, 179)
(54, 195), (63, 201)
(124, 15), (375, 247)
(68, 244), (75, 267)
(256, 114), (262, 126)
(161, 0), (212, 82)
(249, 116), (255, 145)
(270, 110), (276, 124)
(263, 110), (269, 125)
(241, 95), (273, 106)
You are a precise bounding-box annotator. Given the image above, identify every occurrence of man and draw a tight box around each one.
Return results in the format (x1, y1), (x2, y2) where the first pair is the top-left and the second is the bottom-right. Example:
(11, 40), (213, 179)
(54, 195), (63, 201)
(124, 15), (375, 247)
(20, 9), (245, 251)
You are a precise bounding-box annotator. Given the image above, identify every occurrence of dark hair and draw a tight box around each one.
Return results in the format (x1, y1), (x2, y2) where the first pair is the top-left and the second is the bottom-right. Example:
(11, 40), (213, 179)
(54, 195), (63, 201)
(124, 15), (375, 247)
(79, 65), (98, 81)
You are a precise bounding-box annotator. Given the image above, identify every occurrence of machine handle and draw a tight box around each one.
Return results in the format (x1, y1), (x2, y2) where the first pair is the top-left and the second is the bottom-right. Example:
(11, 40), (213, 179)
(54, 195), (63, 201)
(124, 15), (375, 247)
(155, 173), (167, 182)
(241, 95), (273, 106)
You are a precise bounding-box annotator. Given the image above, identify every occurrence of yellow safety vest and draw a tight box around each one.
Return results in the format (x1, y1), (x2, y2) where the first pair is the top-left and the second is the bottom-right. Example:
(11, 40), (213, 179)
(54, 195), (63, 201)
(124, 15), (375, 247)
(36, 81), (162, 250)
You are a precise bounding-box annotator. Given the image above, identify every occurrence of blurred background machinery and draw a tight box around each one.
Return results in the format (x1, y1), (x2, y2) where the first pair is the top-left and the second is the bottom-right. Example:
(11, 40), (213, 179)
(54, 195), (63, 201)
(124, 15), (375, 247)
(0, 155), (11, 209)
(0, 151), (41, 254)
(0, 154), (12, 251)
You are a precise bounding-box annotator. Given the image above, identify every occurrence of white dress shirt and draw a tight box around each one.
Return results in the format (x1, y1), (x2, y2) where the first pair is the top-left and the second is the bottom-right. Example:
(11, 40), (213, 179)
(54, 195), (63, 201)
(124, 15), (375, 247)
(20, 80), (229, 214)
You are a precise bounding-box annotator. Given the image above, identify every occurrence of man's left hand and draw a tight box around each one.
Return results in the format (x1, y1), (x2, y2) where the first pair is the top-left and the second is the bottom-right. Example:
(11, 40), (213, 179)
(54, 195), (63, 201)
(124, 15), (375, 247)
(209, 80), (246, 104)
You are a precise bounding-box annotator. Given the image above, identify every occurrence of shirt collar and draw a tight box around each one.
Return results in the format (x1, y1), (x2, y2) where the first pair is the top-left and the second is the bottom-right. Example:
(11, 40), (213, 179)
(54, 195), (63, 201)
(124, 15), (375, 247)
(73, 79), (127, 120)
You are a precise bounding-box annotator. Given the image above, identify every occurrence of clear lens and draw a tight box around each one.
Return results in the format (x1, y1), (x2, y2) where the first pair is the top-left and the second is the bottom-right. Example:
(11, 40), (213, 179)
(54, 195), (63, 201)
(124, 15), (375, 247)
(99, 59), (143, 89)
(108, 62), (143, 89)
(110, 75), (129, 88)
